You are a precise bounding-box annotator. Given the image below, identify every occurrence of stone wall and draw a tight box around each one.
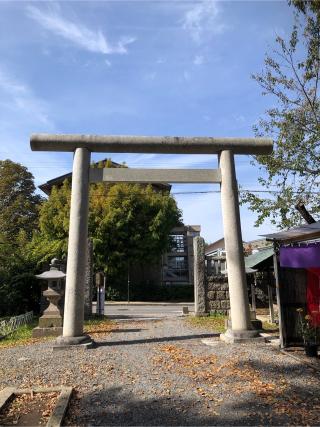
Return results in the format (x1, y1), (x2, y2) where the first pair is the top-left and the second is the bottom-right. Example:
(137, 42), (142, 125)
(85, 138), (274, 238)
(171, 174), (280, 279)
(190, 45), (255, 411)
(206, 275), (230, 315)
(193, 237), (230, 316)
(194, 238), (264, 330)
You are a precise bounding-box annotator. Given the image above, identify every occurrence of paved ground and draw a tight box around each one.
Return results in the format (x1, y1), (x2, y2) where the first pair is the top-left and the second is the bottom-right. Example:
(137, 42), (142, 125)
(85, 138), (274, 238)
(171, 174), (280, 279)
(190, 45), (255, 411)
(1, 318), (320, 426)
(93, 302), (194, 320)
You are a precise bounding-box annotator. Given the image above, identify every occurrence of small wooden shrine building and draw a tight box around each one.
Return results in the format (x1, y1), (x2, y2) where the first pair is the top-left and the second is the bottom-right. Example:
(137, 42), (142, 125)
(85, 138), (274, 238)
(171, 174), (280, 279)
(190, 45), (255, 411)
(263, 222), (320, 348)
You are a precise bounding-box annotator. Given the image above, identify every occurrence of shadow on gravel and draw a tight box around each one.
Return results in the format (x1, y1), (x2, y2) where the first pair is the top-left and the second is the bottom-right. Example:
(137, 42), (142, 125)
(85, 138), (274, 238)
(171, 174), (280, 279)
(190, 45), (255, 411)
(95, 333), (219, 347)
(106, 315), (168, 320)
(110, 329), (147, 333)
(220, 381), (320, 426)
(64, 385), (303, 426)
(243, 357), (320, 379)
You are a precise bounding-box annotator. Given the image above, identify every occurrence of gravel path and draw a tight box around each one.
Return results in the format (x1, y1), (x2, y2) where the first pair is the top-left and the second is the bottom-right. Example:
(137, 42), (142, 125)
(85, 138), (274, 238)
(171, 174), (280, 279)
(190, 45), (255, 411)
(1, 318), (320, 426)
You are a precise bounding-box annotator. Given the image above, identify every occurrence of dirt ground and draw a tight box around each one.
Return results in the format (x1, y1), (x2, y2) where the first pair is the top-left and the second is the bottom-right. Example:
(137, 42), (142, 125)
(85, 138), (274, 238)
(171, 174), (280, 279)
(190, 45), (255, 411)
(1, 318), (320, 426)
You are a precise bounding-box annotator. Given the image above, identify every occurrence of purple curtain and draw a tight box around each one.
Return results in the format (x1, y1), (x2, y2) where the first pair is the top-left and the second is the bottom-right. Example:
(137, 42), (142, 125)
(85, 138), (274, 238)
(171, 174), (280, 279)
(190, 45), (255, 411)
(280, 244), (320, 268)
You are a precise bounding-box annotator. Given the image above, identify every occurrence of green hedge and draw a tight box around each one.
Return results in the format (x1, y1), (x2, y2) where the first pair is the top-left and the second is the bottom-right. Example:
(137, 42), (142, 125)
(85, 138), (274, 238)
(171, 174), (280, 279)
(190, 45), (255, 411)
(0, 272), (41, 316)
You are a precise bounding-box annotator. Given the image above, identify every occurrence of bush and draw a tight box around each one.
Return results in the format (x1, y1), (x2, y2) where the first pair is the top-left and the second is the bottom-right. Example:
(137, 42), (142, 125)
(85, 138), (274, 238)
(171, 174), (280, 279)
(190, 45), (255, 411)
(0, 272), (41, 317)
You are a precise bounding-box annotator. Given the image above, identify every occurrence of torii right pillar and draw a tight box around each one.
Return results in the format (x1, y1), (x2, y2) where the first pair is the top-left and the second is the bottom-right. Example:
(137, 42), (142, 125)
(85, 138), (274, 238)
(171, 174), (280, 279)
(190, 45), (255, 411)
(219, 150), (258, 343)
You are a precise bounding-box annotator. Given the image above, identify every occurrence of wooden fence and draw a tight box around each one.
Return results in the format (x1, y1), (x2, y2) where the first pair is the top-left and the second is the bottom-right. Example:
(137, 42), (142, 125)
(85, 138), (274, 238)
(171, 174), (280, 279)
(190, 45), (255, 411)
(0, 311), (33, 339)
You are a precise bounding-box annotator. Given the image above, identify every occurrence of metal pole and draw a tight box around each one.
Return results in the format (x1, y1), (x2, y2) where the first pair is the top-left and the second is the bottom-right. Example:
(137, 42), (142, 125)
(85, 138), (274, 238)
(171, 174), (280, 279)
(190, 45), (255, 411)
(101, 275), (105, 316)
(127, 264), (130, 304)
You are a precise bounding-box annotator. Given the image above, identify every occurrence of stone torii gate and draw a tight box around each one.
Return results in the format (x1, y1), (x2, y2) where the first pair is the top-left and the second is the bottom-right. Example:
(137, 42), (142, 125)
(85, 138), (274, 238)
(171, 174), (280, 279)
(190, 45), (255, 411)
(30, 134), (273, 347)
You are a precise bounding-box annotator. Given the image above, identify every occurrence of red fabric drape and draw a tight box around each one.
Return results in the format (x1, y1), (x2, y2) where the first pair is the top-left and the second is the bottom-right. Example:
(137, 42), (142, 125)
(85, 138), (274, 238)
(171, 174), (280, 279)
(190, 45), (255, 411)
(307, 268), (320, 326)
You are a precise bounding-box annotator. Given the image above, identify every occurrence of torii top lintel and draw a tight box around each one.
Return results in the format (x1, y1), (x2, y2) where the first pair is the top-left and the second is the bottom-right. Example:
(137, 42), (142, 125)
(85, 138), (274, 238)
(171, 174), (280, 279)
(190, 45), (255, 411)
(30, 134), (273, 155)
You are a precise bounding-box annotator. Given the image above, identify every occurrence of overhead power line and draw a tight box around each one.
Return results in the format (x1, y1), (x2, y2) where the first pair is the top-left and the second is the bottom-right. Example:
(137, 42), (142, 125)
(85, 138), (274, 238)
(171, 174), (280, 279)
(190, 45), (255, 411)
(87, 189), (320, 197)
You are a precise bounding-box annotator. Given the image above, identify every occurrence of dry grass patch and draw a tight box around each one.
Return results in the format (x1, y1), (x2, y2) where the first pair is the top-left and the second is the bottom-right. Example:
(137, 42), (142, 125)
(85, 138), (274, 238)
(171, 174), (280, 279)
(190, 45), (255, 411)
(84, 316), (115, 338)
(262, 321), (279, 333)
(0, 316), (115, 349)
(185, 314), (226, 333)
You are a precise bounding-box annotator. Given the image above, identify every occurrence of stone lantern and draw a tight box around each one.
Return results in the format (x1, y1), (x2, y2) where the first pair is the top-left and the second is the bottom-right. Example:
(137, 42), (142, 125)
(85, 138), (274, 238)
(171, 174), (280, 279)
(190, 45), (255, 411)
(32, 258), (66, 338)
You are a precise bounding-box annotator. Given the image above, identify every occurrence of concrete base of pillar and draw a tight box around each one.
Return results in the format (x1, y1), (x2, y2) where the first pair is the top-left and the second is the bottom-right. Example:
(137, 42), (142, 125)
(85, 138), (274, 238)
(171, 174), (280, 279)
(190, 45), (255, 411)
(53, 334), (94, 350)
(220, 328), (265, 344)
(225, 319), (263, 331)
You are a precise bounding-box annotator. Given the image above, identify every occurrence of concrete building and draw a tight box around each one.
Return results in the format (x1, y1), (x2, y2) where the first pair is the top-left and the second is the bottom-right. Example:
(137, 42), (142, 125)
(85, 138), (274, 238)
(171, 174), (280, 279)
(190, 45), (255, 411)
(205, 238), (226, 276)
(205, 237), (225, 257)
(162, 225), (201, 286)
(205, 237), (272, 276)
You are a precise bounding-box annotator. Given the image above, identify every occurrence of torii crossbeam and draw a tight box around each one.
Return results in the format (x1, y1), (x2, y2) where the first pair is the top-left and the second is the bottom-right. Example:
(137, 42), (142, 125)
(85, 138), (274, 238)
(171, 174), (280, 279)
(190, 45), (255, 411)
(31, 134), (273, 347)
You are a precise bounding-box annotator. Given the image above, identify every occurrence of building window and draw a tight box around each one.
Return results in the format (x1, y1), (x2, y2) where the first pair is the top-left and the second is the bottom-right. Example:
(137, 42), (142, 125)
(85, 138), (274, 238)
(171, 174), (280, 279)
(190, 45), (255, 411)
(170, 234), (186, 253)
(168, 256), (188, 269)
(164, 256), (189, 281)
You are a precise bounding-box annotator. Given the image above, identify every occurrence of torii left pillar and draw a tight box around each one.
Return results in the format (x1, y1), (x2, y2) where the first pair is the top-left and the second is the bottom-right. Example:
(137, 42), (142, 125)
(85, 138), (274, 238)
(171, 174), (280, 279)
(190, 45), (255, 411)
(55, 147), (93, 348)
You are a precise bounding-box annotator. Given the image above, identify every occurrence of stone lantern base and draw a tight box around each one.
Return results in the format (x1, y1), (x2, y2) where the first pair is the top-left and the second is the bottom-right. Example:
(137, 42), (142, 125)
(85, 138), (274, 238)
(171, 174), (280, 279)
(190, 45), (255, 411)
(32, 284), (64, 338)
(32, 326), (63, 338)
(32, 315), (63, 337)
(38, 316), (62, 328)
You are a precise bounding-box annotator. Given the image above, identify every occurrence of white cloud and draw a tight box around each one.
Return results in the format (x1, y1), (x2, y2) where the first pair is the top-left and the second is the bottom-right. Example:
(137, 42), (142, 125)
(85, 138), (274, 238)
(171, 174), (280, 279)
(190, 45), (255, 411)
(145, 71), (157, 81)
(105, 59), (112, 67)
(0, 67), (72, 185)
(0, 70), (27, 95)
(193, 55), (204, 66)
(181, 0), (226, 43)
(26, 5), (136, 55)
(233, 114), (246, 123)
(183, 70), (190, 81)
(0, 67), (53, 127)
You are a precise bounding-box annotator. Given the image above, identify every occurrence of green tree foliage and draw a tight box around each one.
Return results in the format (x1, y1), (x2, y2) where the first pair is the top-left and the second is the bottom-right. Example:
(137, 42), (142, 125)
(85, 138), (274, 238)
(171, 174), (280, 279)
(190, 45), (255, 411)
(91, 183), (182, 274)
(0, 160), (42, 316)
(242, 1), (320, 228)
(32, 173), (182, 275)
(0, 160), (42, 240)
(29, 180), (71, 263)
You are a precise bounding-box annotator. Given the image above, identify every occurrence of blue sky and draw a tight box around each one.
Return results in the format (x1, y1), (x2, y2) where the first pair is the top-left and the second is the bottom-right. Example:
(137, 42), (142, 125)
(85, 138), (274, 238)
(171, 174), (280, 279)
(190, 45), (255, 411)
(0, 0), (295, 243)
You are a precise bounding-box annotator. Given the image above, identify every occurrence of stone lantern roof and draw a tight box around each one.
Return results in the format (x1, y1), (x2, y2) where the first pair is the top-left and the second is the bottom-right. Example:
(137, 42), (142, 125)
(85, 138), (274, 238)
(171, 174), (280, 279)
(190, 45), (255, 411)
(36, 270), (66, 280)
(35, 258), (66, 280)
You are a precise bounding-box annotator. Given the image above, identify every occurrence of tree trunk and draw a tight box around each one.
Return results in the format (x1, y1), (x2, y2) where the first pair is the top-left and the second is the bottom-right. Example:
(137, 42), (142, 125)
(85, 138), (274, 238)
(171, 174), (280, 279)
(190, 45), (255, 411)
(295, 201), (316, 224)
